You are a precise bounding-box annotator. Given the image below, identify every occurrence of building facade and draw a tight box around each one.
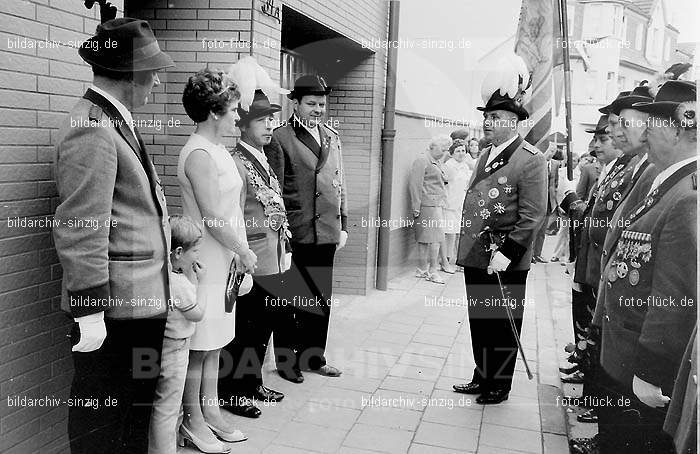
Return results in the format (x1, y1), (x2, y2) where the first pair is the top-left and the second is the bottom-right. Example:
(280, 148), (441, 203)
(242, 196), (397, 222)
(0, 1), (388, 451)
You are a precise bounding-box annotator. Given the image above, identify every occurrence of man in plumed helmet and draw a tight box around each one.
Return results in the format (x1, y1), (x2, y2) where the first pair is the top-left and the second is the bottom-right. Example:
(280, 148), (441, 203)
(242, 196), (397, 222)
(52, 18), (174, 452)
(452, 56), (547, 405)
(265, 75), (347, 383)
(590, 80), (697, 453)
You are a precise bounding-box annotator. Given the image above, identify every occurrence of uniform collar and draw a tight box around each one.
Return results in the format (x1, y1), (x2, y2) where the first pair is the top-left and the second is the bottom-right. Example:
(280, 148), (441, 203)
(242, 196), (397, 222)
(486, 134), (518, 165)
(632, 153), (648, 179)
(239, 139), (269, 171)
(90, 84), (135, 137)
(293, 114), (321, 146)
(647, 156), (697, 196)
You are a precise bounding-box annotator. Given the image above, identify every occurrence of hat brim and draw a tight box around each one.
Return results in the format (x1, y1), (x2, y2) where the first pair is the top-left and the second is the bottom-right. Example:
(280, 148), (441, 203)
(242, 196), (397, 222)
(585, 127), (608, 134)
(80, 46), (175, 72)
(236, 105), (282, 125)
(607, 96), (654, 115)
(477, 102), (529, 121)
(287, 89), (332, 100)
(631, 101), (679, 118)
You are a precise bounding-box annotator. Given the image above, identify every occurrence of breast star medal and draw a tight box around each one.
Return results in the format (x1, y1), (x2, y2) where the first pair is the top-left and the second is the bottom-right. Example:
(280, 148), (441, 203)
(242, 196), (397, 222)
(480, 208), (490, 219)
(503, 184), (513, 194)
(493, 202), (505, 214)
(612, 192), (621, 201)
(616, 261), (628, 279)
(488, 188), (499, 199)
(478, 199), (486, 207)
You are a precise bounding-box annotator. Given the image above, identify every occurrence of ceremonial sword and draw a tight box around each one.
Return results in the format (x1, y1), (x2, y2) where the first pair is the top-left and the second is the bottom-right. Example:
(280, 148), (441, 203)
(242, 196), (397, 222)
(482, 227), (534, 380)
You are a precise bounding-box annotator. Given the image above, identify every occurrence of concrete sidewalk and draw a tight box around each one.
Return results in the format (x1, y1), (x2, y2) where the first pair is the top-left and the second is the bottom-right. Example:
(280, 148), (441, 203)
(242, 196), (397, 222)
(179, 263), (569, 454)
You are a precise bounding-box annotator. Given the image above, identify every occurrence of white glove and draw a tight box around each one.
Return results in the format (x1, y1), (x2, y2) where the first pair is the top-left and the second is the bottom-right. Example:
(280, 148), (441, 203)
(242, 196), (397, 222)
(487, 251), (511, 274)
(633, 375), (670, 408)
(72, 311), (107, 353)
(336, 230), (348, 251)
(283, 252), (292, 272)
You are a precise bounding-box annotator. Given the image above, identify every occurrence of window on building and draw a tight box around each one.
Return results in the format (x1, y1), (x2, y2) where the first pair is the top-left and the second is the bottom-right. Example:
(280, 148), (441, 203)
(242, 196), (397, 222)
(635, 23), (643, 50)
(279, 49), (320, 122)
(618, 75), (626, 91)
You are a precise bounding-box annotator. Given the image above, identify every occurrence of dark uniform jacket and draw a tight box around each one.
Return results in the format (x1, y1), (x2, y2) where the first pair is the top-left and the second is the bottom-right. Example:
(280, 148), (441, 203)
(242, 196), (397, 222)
(576, 161), (601, 201)
(592, 160), (658, 326)
(456, 135), (547, 271)
(574, 153), (637, 288)
(232, 143), (289, 276)
(266, 116), (347, 245)
(53, 89), (171, 319)
(598, 161), (697, 394)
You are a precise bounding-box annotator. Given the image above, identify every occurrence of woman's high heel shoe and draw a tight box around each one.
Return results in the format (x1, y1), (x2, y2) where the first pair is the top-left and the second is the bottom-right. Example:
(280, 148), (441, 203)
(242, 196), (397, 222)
(178, 424), (231, 453)
(206, 422), (247, 443)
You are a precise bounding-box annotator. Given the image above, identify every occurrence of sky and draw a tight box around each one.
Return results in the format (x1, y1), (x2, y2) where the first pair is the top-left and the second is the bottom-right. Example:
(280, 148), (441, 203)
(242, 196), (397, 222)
(395, 0), (698, 120)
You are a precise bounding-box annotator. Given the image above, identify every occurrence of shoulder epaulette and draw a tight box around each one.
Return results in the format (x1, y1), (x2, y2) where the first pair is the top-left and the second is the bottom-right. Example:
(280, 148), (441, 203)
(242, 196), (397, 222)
(88, 105), (102, 122)
(522, 141), (539, 155)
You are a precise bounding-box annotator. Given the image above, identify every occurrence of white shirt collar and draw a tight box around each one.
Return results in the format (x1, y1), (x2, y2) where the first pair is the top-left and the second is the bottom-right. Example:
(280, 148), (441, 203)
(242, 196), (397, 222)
(486, 134), (518, 165)
(647, 156), (697, 196)
(294, 114), (321, 146)
(632, 153), (648, 179)
(239, 140), (269, 171)
(598, 157), (617, 183)
(90, 85), (136, 137)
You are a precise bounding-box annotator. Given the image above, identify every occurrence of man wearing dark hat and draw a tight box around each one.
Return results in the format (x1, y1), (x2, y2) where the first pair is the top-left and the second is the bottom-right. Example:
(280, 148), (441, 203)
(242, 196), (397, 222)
(452, 71), (548, 405)
(219, 90), (288, 417)
(52, 18), (174, 453)
(265, 74), (347, 382)
(591, 80), (697, 453)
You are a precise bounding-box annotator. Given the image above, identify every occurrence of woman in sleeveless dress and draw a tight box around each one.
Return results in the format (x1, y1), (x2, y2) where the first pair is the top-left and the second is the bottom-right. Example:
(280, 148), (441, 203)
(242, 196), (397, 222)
(178, 69), (258, 453)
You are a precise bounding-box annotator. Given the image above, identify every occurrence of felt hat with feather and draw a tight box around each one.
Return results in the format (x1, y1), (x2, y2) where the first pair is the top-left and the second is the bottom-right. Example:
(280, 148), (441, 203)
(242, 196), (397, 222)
(477, 54), (532, 121)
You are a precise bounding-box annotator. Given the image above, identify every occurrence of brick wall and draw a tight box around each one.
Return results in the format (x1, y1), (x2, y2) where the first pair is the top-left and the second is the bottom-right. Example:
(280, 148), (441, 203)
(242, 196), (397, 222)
(0, 1), (387, 450)
(0, 2), (124, 452)
(127, 0), (388, 295)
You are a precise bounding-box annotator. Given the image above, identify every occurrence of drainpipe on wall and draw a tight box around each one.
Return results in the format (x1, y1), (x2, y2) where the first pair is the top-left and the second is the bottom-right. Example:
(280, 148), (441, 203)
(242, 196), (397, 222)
(375, 0), (400, 291)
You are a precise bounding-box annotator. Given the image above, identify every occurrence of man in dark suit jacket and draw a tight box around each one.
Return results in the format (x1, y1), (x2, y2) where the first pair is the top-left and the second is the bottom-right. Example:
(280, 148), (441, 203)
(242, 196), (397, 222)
(593, 81), (697, 453)
(265, 75), (348, 382)
(452, 81), (547, 405)
(219, 90), (287, 418)
(576, 158), (601, 201)
(53, 19), (173, 453)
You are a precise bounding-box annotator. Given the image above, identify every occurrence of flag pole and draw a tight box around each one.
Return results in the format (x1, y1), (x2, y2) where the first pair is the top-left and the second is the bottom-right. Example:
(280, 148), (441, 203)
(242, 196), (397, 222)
(558, 0), (574, 181)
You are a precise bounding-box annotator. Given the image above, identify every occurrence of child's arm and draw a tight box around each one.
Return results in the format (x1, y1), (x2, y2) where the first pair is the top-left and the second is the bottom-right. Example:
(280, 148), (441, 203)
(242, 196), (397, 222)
(180, 301), (204, 322)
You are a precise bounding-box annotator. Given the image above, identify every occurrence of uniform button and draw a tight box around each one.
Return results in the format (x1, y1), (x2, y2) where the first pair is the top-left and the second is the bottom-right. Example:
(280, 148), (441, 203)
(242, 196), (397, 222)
(315, 214), (321, 219)
(315, 191), (321, 197)
(467, 190), (472, 194)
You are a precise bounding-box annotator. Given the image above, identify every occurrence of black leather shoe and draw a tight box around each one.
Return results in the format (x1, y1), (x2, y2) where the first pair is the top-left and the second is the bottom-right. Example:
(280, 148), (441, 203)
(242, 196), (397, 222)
(452, 382), (482, 394)
(569, 435), (599, 454)
(250, 385), (284, 402)
(476, 389), (509, 405)
(221, 395), (261, 418)
(277, 368), (304, 383)
(576, 408), (598, 423)
(561, 371), (585, 384)
(307, 364), (342, 377)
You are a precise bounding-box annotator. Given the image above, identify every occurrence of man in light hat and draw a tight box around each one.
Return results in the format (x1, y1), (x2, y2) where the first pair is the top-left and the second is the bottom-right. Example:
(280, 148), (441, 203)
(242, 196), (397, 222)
(591, 80), (697, 453)
(53, 18), (174, 453)
(219, 90), (287, 418)
(452, 62), (548, 405)
(266, 75), (347, 383)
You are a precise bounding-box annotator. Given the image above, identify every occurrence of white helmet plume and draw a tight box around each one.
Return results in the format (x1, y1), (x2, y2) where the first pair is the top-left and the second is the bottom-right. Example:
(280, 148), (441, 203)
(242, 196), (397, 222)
(481, 53), (532, 105)
(226, 56), (290, 110)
